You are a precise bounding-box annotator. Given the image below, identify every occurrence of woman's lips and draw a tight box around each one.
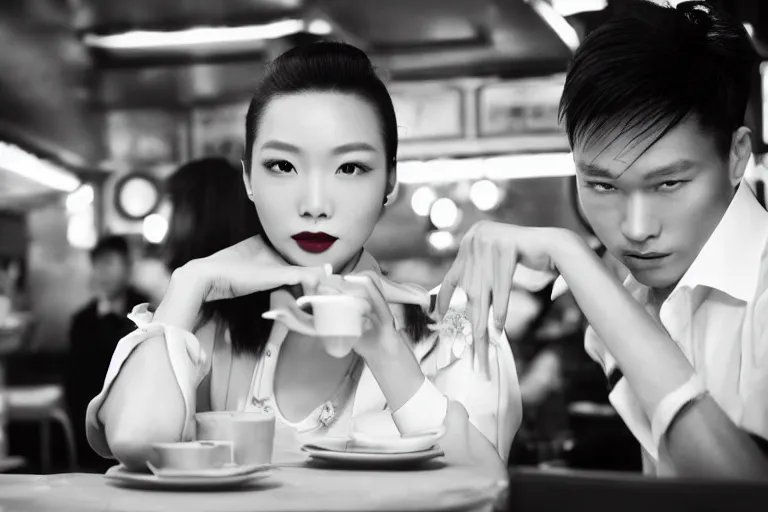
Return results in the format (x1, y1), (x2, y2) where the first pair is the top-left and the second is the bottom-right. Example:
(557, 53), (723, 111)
(291, 232), (338, 254)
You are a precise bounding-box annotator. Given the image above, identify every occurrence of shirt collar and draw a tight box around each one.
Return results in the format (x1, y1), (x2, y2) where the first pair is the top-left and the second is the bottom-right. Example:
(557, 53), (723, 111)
(626, 181), (768, 302)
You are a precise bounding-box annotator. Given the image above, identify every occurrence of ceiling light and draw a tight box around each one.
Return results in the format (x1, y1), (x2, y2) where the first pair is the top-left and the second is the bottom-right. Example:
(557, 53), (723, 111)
(398, 152), (575, 184)
(0, 141), (80, 192)
(65, 184), (94, 213)
(470, 180), (502, 211)
(67, 211), (97, 249)
(550, 0), (607, 17)
(83, 18), (330, 50)
(529, 0), (580, 51)
(143, 214), (169, 244)
(428, 231), (455, 251)
(484, 152), (576, 180)
(307, 19), (333, 35)
(410, 186), (437, 216)
(430, 198), (460, 229)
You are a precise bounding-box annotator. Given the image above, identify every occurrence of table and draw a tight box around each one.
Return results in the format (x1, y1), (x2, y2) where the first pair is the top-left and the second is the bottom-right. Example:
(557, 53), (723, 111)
(0, 461), (507, 512)
(505, 467), (768, 512)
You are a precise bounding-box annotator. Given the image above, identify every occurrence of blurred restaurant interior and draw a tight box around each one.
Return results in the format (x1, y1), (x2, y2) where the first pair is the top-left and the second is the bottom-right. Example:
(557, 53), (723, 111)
(0, 0), (766, 478)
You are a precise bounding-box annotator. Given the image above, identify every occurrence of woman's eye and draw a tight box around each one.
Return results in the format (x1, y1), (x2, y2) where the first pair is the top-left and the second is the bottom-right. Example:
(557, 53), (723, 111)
(337, 163), (371, 176)
(264, 160), (295, 174)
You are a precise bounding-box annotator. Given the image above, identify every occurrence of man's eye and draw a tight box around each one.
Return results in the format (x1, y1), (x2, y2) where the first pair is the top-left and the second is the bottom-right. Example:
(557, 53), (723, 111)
(586, 182), (616, 193)
(658, 180), (685, 191)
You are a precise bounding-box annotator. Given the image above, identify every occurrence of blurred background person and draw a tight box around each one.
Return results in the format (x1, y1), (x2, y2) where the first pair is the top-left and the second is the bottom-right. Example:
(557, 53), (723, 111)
(133, 157), (261, 307)
(65, 235), (147, 472)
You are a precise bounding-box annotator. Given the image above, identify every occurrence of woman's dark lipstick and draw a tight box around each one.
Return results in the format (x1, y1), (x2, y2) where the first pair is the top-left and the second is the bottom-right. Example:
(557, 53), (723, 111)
(292, 232), (338, 253)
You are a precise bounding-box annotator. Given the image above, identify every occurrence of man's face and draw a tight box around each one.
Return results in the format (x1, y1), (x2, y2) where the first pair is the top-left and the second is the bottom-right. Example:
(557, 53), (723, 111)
(92, 252), (130, 299)
(573, 118), (750, 291)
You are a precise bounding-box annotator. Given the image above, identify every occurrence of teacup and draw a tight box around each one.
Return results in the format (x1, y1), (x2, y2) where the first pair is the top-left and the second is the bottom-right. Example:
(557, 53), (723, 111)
(195, 411), (276, 466)
(151, 441), (234, 471)
(296, 295), (369, 357)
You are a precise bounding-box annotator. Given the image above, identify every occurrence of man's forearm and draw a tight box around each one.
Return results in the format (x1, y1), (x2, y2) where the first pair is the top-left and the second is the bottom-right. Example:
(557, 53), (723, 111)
(549, 229), (768, 478)
(549, 229), (693, 412)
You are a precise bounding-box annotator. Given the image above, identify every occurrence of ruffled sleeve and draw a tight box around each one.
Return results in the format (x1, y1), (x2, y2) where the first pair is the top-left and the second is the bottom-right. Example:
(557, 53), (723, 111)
(408, 288), (522, 462)
(84, 304), (210, 458)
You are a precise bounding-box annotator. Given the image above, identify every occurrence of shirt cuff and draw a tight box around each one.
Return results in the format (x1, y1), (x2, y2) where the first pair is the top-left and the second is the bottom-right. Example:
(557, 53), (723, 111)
(391, 377), (448, 435)
(650, 373), (707, 449)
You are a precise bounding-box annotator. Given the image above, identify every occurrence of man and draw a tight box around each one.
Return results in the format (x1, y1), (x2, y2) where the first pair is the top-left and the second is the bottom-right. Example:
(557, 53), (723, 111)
(438, 1), (768, 479)
(66, 235), (148, 472)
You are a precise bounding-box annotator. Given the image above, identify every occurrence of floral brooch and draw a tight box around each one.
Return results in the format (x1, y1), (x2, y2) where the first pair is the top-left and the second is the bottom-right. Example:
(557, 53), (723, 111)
(428, 307), (473, 360)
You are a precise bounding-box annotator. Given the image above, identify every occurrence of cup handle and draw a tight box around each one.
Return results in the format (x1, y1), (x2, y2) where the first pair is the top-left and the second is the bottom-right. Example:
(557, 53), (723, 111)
(295, 296), (315, 309)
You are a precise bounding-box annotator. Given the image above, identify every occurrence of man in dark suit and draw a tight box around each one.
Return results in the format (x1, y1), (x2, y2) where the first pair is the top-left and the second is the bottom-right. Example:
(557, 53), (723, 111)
(66, 235), (148, 472)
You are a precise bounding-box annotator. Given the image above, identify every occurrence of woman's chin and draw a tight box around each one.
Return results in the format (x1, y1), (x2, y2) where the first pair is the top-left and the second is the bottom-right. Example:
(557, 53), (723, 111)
(290, 249), (363, 275)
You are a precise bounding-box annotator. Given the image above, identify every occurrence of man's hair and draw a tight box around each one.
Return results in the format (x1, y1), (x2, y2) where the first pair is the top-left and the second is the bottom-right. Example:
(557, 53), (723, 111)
(559, 1), (758, 159)
(90, 235), (130, 262)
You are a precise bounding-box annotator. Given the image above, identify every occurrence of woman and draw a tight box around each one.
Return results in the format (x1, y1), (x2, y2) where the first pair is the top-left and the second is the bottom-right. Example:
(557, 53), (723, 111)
(85, 42), (521, 475)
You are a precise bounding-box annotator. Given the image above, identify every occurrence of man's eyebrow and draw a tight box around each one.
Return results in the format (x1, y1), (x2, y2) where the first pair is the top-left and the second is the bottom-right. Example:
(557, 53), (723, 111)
(641, 160), (696, 181)
(577, 162), (616, 179)
(576, 159), (696, 180)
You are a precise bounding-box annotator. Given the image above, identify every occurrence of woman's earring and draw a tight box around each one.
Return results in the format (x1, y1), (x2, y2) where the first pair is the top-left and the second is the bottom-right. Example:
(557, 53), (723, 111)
(383, 196), (389, 206)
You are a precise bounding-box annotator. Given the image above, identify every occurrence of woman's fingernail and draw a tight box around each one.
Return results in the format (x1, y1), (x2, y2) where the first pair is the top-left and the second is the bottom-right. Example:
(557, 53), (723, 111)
(323, 263), (333, 276)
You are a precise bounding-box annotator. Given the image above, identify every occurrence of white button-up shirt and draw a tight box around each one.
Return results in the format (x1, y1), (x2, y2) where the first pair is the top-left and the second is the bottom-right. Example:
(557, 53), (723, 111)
(583, 183), (768, 476)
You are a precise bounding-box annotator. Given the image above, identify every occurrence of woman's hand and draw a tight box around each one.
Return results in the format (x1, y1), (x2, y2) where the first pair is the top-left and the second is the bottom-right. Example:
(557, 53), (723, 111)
(154, 235), (327, 331)
(338, 271), (408, 359)
(437, 221), (568, 376)
(191, 235), (328, 302)
(334, 271), (426, 410)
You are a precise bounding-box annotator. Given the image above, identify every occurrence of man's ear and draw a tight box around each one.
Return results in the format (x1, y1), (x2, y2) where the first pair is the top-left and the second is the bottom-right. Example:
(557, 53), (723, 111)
(728, 127), (752, 187)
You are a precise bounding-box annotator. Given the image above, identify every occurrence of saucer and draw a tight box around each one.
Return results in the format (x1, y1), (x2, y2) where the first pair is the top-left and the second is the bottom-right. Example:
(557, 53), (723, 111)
(146, 462), (272, 478)
(305, 429), (444, 455)
(301, 445), (444, 467)
(105, 465), (272, 490)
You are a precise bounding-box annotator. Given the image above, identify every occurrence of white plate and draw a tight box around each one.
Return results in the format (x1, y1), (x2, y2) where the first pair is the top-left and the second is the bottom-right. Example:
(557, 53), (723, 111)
(305, 429), (444, 454)
(104, 465), (272, 490)
(146, 462), (272, 478)
(301, 446), (444, 467)
(351, 428), (445, 453)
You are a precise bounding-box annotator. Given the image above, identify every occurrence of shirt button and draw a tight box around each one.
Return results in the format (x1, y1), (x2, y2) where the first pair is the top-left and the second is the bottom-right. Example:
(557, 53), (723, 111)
(266, 349), (272, 357)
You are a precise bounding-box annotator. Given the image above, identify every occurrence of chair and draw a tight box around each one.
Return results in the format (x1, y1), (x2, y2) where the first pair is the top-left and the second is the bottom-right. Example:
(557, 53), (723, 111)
(6, 384), (77, 473)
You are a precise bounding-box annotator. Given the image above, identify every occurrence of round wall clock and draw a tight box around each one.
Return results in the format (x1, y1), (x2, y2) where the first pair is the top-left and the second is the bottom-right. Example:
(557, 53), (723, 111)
(114, 172), (161, 220)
